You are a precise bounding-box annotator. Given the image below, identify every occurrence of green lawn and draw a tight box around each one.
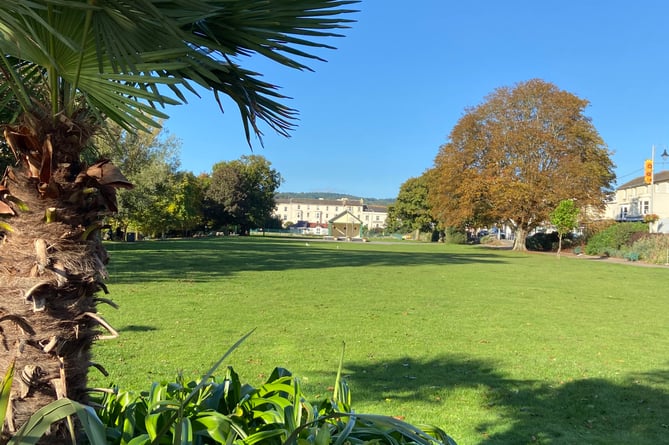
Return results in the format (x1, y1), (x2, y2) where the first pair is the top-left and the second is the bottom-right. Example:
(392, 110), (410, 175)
(90, 237), (669, 445)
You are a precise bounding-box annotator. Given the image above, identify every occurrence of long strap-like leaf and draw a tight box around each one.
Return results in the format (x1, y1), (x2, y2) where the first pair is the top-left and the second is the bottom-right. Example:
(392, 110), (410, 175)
(8, 398), (107, 445)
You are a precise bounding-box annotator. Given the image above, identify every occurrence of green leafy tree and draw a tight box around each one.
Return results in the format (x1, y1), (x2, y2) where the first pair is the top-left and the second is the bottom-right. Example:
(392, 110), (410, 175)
(387, 175), (436, 239)
(97, 123), (183, 238)
(550, 199), (580, 256)
(0, 1), (356, 438)
(206, 155), (282, 234)
(166, 172), (204, 236)
(430, 79), (615, 251)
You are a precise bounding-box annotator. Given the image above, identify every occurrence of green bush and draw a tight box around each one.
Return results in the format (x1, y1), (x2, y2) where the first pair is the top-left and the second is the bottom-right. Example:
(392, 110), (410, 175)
(580, 219), (616, 244)
(584, 222), (647, 256)
(525, 232), (581, 252)
(525, 232), (558, 251)
(444, 227), (467, 244)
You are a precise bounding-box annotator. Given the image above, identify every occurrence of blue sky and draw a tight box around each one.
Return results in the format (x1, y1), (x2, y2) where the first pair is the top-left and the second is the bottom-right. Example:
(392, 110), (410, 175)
(164, 1), (669, 199)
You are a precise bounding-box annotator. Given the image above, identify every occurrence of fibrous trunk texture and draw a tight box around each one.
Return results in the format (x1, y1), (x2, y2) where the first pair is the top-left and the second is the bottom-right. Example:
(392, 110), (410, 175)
(0, 164), (114, 443)
(0, 119), (128, 442)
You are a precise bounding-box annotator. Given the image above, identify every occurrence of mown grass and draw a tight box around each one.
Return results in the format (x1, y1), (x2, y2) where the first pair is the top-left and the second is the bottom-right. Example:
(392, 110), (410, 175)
(90, 236), (669, 445)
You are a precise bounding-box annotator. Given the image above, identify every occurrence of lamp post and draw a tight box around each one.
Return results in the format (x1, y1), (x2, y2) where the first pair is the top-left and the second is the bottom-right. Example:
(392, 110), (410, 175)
(662, 148), (669, 166)
(651, 145), (655, 217)
(647, 145), (669, 233)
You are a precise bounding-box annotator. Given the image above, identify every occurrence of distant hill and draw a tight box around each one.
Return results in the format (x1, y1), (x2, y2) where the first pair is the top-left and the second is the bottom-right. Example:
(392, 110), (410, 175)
(276, 192), (395, 206)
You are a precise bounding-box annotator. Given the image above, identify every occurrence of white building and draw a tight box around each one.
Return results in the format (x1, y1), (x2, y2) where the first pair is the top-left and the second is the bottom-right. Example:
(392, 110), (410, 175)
(273, 197), (388, 230)
(603, 170), (669, 232)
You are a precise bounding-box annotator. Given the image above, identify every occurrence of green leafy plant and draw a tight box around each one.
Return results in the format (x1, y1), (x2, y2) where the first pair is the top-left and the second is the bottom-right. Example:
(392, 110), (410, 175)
(8, 399), (106, 445)
(0, 332), (453, 444)
(88, 340), (457, 445)
(584, 222), (647, 256)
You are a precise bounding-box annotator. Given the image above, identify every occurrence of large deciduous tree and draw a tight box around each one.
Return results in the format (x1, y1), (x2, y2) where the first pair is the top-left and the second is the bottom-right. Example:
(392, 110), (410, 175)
(205, 155), (282, 234)
(0, 1), (356, 440)
(429, 79), (615, 251)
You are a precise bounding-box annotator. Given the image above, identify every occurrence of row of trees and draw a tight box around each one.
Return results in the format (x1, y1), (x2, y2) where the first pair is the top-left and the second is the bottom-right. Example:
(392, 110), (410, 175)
(95, 124), (282, 238)
(386, 79), (616, 250)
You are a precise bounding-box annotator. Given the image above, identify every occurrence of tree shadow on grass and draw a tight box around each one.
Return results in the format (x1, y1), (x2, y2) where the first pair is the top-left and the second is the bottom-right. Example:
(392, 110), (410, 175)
(104, 237), (508, 283)
(339, 355), (669, 445)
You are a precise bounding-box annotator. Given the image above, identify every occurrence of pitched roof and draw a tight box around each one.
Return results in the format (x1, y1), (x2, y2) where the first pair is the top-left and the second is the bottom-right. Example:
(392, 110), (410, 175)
(328, 210), (362, 224)
(618, 170), (669, 190)
(364, 204), (387, 212)
(275, 197), (388, 212)
(275, 197), (361, 207)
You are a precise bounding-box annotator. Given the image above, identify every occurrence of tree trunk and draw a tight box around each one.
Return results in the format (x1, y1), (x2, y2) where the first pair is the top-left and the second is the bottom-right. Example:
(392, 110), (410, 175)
(0, 157), (122, 442)
(512, 227), (528, 251)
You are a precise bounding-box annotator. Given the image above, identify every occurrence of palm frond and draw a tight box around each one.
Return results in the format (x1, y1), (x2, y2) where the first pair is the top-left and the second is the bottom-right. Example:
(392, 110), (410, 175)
(0, 0), (359, 142)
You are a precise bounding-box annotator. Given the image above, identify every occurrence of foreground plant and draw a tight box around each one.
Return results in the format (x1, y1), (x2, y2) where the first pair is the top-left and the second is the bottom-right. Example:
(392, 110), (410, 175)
(6, 334), (456, 444)
(0, 1), (356, 441)
(90, 367), (457, 444)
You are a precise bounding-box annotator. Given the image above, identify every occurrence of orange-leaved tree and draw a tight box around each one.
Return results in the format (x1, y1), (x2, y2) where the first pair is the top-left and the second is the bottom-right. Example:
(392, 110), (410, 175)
(429, 79), (615, 251)
(0, 0), (356, 440)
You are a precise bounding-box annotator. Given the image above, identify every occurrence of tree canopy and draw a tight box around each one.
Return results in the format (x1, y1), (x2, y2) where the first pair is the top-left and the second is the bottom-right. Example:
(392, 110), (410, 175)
(205, 155), (282, 234)
(429, 79), (615, 250)
(550, 199), (580, 256)
(386, 175), (436, 236)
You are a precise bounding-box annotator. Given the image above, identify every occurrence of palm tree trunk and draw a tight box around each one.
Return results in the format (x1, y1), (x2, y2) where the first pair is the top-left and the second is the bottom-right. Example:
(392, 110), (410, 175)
(0, 159), (118, 442)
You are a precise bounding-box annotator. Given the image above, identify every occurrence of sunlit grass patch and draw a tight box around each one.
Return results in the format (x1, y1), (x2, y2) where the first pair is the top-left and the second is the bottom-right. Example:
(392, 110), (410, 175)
(92, 237), (669, 445)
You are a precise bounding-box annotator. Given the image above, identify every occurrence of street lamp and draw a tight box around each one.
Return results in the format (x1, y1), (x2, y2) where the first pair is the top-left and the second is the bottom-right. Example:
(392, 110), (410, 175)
(662, 148), (669, 166)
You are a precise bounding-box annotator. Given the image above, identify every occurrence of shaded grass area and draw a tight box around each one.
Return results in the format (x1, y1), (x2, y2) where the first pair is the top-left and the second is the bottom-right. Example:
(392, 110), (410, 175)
(91, 237), (669, 445)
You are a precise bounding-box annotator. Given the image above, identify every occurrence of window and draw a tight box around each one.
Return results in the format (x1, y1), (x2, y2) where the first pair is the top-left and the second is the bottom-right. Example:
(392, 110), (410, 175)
(642, 200), (650, 214)
(297, 205), (301, 209)
(620, 206), (628, 219)
(284, 206), (287, 211)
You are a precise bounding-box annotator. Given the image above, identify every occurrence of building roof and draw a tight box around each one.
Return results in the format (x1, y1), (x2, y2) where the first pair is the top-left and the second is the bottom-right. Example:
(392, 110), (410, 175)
(617, 170), (669, 190)
(275, 197), (361, 207)
(328, 210), (362, 224)
(364, 205), (387, 212)
(275, 197), (387, 212)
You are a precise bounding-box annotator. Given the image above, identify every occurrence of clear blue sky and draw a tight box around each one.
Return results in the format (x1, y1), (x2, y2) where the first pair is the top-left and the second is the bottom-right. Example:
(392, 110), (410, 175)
(164, 0), (669, 199)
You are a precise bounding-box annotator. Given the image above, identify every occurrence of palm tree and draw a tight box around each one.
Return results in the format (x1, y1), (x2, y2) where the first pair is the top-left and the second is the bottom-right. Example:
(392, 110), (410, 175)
(0, 0), (356, 439)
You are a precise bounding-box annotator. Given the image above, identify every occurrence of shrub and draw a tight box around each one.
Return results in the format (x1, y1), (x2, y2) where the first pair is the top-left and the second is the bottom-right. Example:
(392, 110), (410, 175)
(580, 219), (616, 244)
(444, 227), (467, 244)
(525, 232), (581, 252)
(629, 233), (669, 264)
(584, 222), (647, 256)
(525, 232), (558, 251)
